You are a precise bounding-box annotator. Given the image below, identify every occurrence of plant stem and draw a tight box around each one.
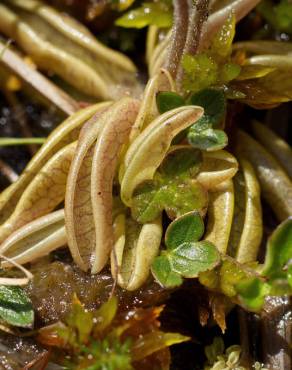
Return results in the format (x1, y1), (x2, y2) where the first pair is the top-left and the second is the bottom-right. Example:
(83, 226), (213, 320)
(0, 138), (46, 146)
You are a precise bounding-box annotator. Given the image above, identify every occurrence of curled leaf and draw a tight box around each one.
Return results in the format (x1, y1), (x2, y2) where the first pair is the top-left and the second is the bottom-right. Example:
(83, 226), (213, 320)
(228, 157), (263, 263)
(0, 209), (66, 267)
(208, 12), (236, 59)
(129, 69), (175, 143)
(205, 180), (234, 254)
(196, 150), (238, 189)
(236, 130), (292, 221)
(65, 98), (140, 273)
(111, 213), (162, 291)
(65, 106), (114, 273)
(0, 0), (138, 99)
(251, 120), (292, 179)
(91, 98), (141, 274)
(121, 105), (204, 206)
(119, 69), (175, 184)
(0, 142), (76, 245)
(0, 255), (33, 286)
(0, 40), (78, 115)
(0, 103), (106, 225)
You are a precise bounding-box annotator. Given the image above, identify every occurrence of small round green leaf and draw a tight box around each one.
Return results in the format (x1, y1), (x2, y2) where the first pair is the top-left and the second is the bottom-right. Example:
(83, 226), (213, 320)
(151, 255), (183, 288)
(156, 92), (185, 114)
(165, 211), (204, 250)
(188, 89), (226, 128)
(169, 241), (221, 278)
(161, 147), (202, 179)
(188, 128), (228, 151)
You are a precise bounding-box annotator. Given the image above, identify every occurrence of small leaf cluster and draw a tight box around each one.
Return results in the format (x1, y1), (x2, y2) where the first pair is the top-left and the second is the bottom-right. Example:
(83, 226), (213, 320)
(0, 285), (34, 328)
(151, 212), (221, 288)
(181, 14), (241, 93)
(236, 218), (292, 311)
(199, 258), (257, 299)
(131, 147), (207, 223)
(38, 295), (189, 369)
(200, 218), (292, 312)
(204, 337), (268, 370)
(156, 88), (228, 151)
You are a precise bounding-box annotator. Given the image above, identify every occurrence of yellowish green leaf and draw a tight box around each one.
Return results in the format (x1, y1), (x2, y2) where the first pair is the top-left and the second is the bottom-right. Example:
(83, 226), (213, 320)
(121, 106), (203, 206)
(115, 2), (172, 29)
(131, 148), (207, 223)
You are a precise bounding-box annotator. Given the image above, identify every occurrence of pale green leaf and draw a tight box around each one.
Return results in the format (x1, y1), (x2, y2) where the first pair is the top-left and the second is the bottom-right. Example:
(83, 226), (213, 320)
(182, 54), (218, 93)
(209, 13), (236, 59)
(94, 296), (118, 332)
(115, 3), (172, 29)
